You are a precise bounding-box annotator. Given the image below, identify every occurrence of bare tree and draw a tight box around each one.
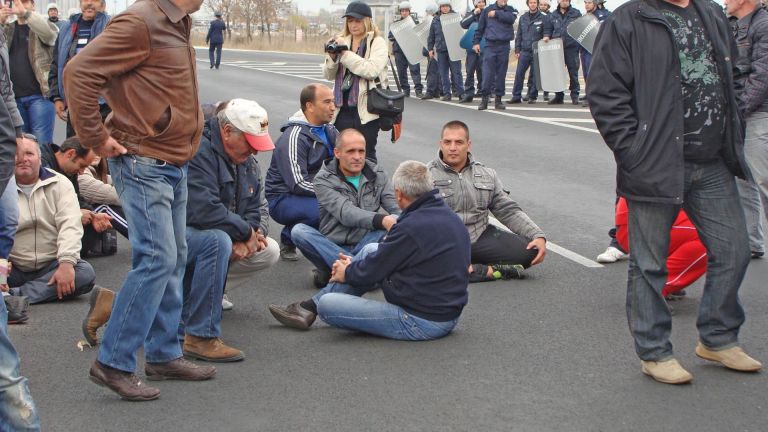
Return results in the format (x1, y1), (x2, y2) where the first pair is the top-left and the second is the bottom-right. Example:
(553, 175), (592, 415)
(206, 0), (236, 39)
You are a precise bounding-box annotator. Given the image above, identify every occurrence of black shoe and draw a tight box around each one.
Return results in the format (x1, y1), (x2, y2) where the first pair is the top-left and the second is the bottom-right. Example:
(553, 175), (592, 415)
(415, 90), (423, 98)
(478, 96), (489, 111)
(420, 93), (435, 100)
(440, 95), (452, 101)
(507, 98), (522, 104)
(522, 96), (529, 102)
(5, 295), (29, 324)
(571, 97), (579, 105)
(215, 65), (219, 70)
(543, 95), (550, 102)
(311, 268), (331, 289)
(404, 91), (411, 97)
(751, 251), (764, 259)
(548, 98), (564, 105)
(527, 99), (537, 104)
(493, 264), (525, 280)
(210, 65), (214, 69)
(494, 96), (505, 110)
(459, 95), (473, 103)
(280, 244), (299, 261)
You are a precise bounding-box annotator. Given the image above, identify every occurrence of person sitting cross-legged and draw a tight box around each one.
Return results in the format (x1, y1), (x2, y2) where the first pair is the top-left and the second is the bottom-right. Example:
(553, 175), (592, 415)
(291, 128), (400, 288)
(269, 160), (470, 341)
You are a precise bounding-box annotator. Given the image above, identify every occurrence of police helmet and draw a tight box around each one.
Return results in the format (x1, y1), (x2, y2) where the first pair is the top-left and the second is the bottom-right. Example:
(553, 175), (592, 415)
(425, 2), (438, 14)
(437, 0), (452, 6)
(398, 1), (412, 11)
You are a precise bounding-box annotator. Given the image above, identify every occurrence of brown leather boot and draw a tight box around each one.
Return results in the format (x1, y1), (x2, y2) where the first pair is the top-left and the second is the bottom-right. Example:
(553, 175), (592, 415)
(183, 335), (245, 362)
(145, 358), (216, 381)
(82, 286), (115, 345)
(89, 361), (160, 401)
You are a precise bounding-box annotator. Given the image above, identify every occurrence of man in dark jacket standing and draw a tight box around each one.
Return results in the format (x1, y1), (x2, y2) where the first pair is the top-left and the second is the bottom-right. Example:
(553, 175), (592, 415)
(730, 0), (768, 258)
(510, 0), (545, 104)
(206, 11), (225, 69)
(269, 160), (470, 341)
(543, 0), (581, 104)
(589, 0), (762, 385)
(265, 83), (338, 260)
(65, 0), (216, 401)
(428, 0), (464, 101)
(473, 0), (517, 110)
(388, 2), (423, 97)
(460, 0), (486, 103)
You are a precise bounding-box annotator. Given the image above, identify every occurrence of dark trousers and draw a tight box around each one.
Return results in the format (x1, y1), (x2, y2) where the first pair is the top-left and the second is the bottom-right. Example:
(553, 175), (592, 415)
(481, 43), (511, 97)
(471, 225), (537, 267)
(268, 194), (320, 247)
(437, 50), (464, 97)
(464, 50), (483, 97)
(512, 50), (537, 100)
(555, 47), (580, 101)
(394, 51), (422, 94)
(209, 42), (223, 67)
(580, 47), (592, 81)
(8, 259), (95, 304)
(425, 57), (441, 96)
(334, 106), (380, 163)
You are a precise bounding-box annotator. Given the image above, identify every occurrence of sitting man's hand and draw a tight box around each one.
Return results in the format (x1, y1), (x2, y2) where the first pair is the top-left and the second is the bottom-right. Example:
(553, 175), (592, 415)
(231, 242), (249, 261)
(81, 209), (93, 226)
(330, 253), (353, 283)
(382, 215), (397, 231)
(245, 229), (268, 254)
(91, 213), (113, 233)
(48, 262), (76, 300)
(527, 237), (547, 266)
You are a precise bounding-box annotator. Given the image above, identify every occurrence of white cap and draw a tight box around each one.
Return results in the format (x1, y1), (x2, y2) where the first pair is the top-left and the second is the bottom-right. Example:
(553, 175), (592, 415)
(46, 2), (58, 10)
(224, 99), (274, 151)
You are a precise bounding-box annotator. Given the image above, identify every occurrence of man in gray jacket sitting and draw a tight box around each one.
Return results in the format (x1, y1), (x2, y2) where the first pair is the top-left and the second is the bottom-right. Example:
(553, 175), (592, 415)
(291, 129), (400, 288)
(428, 120), (547, 282)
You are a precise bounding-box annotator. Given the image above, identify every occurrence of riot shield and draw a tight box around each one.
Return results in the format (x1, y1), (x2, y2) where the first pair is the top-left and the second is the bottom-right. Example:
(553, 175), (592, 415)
(440, 12), (467, 62)
(391, 16), (424, 65)
(414, 19), (431, 50)
(533, 39), (568, 92)
(566, 14), (600, 54)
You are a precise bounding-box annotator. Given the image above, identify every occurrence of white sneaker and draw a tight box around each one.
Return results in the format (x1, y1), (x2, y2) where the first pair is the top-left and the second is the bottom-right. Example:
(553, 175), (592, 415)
(222, 294), (234, 311)
(596, 246), (629, 263)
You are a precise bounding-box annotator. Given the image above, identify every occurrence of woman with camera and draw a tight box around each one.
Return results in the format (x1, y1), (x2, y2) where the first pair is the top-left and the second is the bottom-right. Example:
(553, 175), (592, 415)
(323, 1), (389, 163)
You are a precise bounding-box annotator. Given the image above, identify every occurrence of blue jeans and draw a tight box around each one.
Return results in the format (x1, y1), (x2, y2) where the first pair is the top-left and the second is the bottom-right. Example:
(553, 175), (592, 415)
(437, 51), (464, 97)
(0, 177), (18, 259)
(268, 194), (320, 246)
(626, 160), (750, 361)
(511, 50), (537, 100)
(98, 155), (188, 372)
(16, 95), (55, 146)
(312, 243), (459, 341)
(181, 227), (232, 338)
(291, 223), (386, 271)
(394, 51), (422, 94)
(464, 49), (482, 97)
(481, 43), (511, 97)
(0, 299), (39, 431)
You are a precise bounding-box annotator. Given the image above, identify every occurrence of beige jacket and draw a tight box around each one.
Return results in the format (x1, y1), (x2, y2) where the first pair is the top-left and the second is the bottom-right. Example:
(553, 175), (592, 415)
(2, 11), (58, 97)
(323, 31), (389, 125)
(78, 166), (120, 206)
(11, 168), (83, 272)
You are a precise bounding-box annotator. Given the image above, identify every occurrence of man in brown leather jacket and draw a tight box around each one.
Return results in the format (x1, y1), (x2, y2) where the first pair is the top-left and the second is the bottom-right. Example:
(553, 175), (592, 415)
(62, 0), (215, 402)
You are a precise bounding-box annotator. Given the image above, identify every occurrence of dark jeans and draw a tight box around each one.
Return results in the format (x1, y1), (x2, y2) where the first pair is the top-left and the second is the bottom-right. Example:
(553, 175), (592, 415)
(464, 50), (483, 97)
(268, 193), (320, 246)
(471, 225), (537, 267)
(580, 47), (592, 81)
(626, 160), (750, 361)
(8, 259), (95, 304)
(394, 51), (422, 94)
(481, 43), (511, 97)
(425, 57), (441, 96)
(334, 106), (380, 163)
(512, 50), (537, 100)
(555, 47), (580, 101)
(209, 42), (223, 67)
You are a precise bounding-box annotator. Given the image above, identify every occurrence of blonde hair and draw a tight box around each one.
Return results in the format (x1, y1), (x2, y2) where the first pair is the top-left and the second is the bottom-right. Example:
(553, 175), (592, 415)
(340, 16), (382, 39)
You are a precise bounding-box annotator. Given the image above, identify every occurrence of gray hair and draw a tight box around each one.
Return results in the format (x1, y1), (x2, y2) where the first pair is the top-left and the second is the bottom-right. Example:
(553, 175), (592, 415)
(216, 109), (242, 135)
(392, 160), (433, 200)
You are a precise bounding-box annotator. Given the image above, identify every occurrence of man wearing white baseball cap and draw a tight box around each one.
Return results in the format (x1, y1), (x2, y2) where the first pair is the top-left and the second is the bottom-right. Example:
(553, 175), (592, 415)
(46, 3), (64, 29)
(84, 99), (279, 363)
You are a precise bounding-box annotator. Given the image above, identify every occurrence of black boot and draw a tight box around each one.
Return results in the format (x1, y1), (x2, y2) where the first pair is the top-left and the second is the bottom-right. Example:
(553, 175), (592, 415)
(495, 96), (505, 110)
(478, 96), (489, 110)
(459, 94), (473, 103)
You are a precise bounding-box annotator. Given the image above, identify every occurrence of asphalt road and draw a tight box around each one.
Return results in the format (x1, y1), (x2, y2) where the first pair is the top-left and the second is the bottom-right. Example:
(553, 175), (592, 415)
(10, 48), (767, 432)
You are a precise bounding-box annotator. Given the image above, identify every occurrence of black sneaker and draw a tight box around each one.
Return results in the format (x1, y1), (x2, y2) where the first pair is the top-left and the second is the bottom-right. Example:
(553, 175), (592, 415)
(440, 95), (452, 101)
(5, 295), (29, 324)
(280, 244), (299, 261)
(493, 264), (525, 280)
(415, 90), (423, 98)
(506, 98), (522, 104)
(751, 251), (764, 259)
(311, 268), (331, 289)
(664, 290), (687, 302)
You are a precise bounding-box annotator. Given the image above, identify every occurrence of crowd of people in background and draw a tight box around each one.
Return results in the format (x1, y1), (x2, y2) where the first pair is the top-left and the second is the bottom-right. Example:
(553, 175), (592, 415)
(0, 0), (765, 427)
